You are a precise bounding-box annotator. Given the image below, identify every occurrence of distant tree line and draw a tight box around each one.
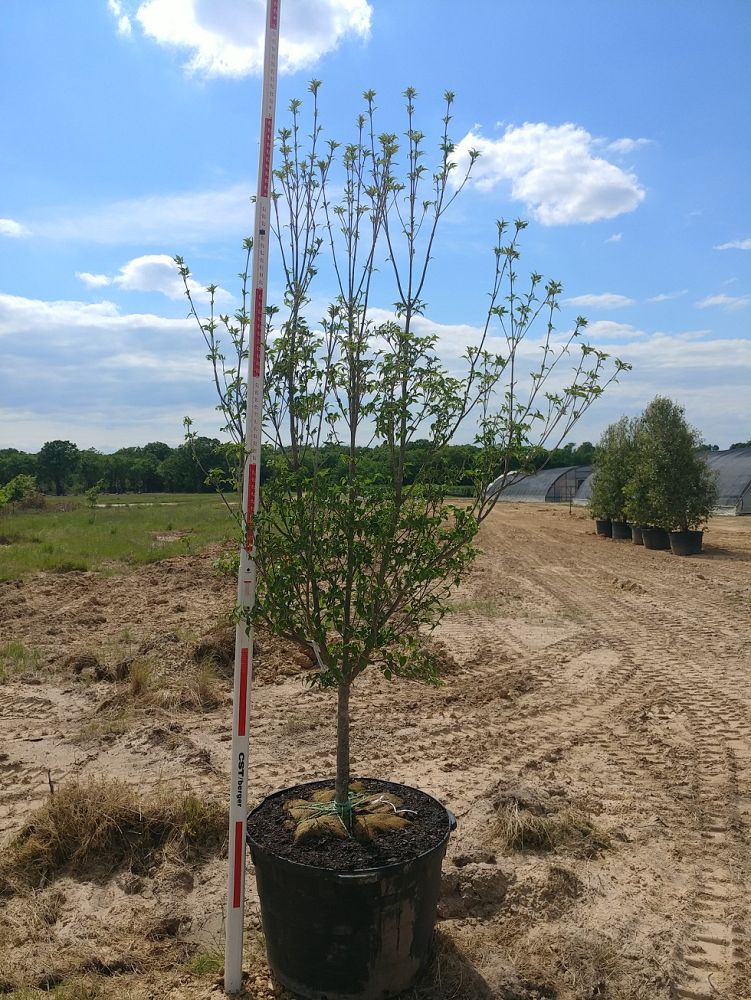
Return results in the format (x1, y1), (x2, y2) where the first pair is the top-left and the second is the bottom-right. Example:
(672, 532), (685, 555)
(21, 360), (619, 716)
(0, 437), (598, 497)
(0, 439), (229, 496)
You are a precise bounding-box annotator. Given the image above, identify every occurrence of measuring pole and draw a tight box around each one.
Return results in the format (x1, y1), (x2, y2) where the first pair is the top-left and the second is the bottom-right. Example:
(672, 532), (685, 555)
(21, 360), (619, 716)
(224, 0), (281, 993)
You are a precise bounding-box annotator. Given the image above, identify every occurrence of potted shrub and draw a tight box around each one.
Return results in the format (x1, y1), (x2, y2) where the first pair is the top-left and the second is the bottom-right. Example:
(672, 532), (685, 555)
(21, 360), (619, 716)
(623, 441), (664, 548)
(587, 488), (613, 538)
(625, 397), (718, 554)
(180, 85), (628, 999)
(589, 416), (636, 539)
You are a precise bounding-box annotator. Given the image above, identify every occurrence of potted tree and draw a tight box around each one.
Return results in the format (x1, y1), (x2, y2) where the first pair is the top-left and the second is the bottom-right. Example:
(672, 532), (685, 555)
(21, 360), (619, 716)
(180, 85), (628, 999)
(589, 416), (636, 540)
(625, 397), (718, 553)
(587, 485), (613, 538)
(623, 420), (664, 547)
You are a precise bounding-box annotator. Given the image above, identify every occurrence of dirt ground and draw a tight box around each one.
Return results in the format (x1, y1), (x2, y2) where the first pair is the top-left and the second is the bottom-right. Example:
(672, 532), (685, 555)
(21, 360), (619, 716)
(1, 503), (749, 999)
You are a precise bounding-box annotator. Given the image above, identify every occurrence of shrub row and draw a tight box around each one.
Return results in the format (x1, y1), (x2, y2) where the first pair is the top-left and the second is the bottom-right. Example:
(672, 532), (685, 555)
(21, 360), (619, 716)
(589, 396), (718, 532)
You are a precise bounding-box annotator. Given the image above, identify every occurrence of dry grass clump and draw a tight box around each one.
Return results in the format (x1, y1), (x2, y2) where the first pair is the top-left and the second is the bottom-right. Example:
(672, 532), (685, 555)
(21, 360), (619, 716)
(92, 657), (223, 717)
(0, 778), (227, 896)
(190, 626), (236, 676)
(127, 658), (152, 697)
(407, 930), (496, 999)
(510, 926), (660, 1000)
(495, 802), (610, 856)
(142, 658), (222, 712)
(280, 713), (319, 737)
(175, 659), (223, 711)
(488, 782), (610, 857)
(72, 712), (137, 744)
(125, 656), (223, 711)
(2, 978), (103, 999)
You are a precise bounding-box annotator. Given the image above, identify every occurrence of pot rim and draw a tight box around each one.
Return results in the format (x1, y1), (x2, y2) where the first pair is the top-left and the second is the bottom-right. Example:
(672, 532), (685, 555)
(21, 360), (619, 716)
(246, 776), (454, 878)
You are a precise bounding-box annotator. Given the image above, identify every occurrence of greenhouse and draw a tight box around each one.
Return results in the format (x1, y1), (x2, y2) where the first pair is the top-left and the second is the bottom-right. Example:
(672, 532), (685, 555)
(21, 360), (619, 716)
(488, 465), (592, 504)
(704, 447), (751, 515)
(574, 472), (594, 505)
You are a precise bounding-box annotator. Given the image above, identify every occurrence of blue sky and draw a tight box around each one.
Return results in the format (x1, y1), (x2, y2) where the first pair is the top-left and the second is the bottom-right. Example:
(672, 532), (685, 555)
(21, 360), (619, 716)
(1, 0), (749, 453)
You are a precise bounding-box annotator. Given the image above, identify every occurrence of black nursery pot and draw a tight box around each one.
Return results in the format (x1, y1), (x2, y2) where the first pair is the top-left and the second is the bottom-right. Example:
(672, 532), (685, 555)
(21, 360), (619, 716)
(641, 526), (671, 550)
(246, 778), (455, 1000)
(630, 524), (644, 545)
(669, 530), (704, 556)
(610, 520), (632, 540)
(595, 519), (613, 537)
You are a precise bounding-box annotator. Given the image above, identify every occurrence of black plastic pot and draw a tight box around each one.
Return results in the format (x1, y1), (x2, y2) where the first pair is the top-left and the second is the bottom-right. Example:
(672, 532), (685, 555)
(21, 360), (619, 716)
(630, 524), (644, 545)
(246, 780), (455, 1000)
(611, 521), (632, 540)
(641, 526), (670, 550)
(595, 519), (613, 537)
(669, 530), (703, 556)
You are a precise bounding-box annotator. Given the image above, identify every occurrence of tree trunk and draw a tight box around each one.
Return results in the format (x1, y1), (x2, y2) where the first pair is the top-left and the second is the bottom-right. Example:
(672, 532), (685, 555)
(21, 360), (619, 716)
(335, 679), (351, 823)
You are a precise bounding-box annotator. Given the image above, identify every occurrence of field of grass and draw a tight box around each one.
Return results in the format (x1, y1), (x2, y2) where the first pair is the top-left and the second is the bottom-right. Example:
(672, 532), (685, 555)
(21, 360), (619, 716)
(0, 493), (238, 581)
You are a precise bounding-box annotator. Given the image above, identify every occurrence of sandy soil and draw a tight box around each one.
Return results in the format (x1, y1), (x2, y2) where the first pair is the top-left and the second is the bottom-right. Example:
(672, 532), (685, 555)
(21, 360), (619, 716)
(0, 504), (749, 999)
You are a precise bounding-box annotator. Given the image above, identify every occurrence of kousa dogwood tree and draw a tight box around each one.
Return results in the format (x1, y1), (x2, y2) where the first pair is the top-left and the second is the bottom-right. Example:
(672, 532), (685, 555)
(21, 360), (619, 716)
(178, 83), (629, 830)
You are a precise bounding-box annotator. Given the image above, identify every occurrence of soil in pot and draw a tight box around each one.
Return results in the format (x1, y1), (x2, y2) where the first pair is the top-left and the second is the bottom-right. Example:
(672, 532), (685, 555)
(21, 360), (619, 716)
(611, 521), (632, 540)
(595, 519), (612, 537)
(641, 526), (670, 550)
(246, 778), (453, 1000)
(669, 529), (704, 556)
(630, 524), (644, 545)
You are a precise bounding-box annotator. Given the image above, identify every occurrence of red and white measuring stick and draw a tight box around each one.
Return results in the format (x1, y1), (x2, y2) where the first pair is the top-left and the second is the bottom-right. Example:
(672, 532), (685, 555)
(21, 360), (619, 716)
(224, 0), (281, 993)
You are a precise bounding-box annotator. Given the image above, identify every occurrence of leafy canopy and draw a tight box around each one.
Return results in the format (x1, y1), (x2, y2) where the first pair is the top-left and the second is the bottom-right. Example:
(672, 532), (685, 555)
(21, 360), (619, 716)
(180, 83), (629, 809)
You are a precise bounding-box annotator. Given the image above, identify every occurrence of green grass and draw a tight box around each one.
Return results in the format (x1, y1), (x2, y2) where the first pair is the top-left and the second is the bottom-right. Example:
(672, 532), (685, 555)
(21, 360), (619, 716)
(447, 595), (505, 617)
(0, 641), (41, 681)
(0, 493), (238, 581)
(186, 950), (224, 976)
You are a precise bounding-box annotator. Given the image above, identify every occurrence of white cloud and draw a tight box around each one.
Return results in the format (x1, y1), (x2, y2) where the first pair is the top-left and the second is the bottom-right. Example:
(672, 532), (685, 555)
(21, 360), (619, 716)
(108, 0), (133, 36)
(133, 0), (372, 76)
(606, 137), (651, 154)
(605, 233), (622, 244)
(76, 271), (112, 288)
(2, 291), (750, 452)
(0, 404), (212, 452)
(647, 290), (688, 303)
(584, 320), (646, 340)
(116, 254), (186, 296)
(713, 238), (751, 251)
(566, 293), (634, 309)
(98, 350), (206, 379)
(559, 332), (751, 448)
(696, 293), (751, 311)
(621, 331), (750, 371)
(298, 309), (751, 451)
(75, 254), (229, 303)
(365, 308), (493, 369)
(0, 292), (189, 339)
(452, 123), (646, 225)
(0, 291), (244, 451)
(37, 183), (252, 245)
(0, 218), (28, 238)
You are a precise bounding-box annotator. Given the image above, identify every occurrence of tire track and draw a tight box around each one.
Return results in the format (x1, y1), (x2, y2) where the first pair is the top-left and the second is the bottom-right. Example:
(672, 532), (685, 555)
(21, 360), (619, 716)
(479, 513), (750, 999)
